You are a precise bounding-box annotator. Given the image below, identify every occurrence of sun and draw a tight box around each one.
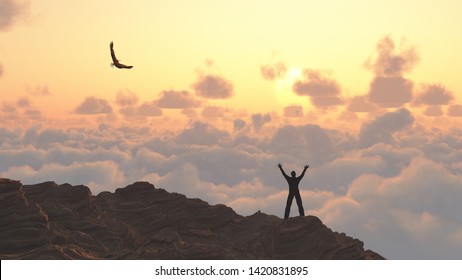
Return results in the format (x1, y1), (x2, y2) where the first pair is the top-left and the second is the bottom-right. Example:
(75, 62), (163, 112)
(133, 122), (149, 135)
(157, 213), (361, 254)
(275, 67), (310, 108)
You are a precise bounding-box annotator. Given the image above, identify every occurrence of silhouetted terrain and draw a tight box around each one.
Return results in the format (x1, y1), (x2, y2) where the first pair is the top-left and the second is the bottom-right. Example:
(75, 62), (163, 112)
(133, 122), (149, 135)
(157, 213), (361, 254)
(0, 178), (384, 259)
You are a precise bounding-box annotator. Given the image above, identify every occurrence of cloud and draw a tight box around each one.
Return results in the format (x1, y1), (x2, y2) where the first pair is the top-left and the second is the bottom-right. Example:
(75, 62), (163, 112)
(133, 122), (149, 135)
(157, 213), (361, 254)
(1, 102), (16, 113)
(359, 108), (414, 148)
(175, 121), (230, 146)
(16, 97), (30, 108)
(201, 106), (228, 119)
(371, 158), (462, 220)
(365, 36), (418, 108)
(233, 119), (247, 131)
(23, 126), (69, 148)
(307, 154), (387, 193)
(292, 69), (343, 107)
(1, 109), (462, 259)
(28, 85), (52, 96)
(144, 163), (274, 208)
(75, 97), (113, 115)
(156, 90), (202, 108)
(1, 161), (124, 194)
(121, 102), (162, 118)
(180, 108), (197, 118)
(359, 143), (423, 178)
(293, 69), (340, 97)
(367, 76), (413, 107)
(0, 98), (43, 121)
(365, 36), (419, 77)
(0, 127), (21, 148)
(0, 107), (20, 123)
(337, 111), (358, 123)
(0, 0), (28, 31)
(115, 91), (162, 118)
(115, 90), (139, 107)
(415, 84), (454, 105)
(0, 147), (46, 171)
(269, 124), (338, 166)
(137, 102), (162, 117)
(423, 105), (443, 117)
(23, 108), (42, 120)
(260, 62), (287, 81)
(311, 95), (344, 107)
(251, 113), (271, 132)
(283, 105), (304, 118)
(447, 104), (462, 117)
(346, 95), (377, 112)
(314, 157), (462, 259)
(192, 75), (234, 99)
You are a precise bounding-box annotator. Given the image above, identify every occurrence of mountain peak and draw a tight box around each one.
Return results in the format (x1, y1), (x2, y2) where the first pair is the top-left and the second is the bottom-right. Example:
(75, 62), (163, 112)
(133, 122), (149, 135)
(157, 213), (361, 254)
(0, 178), (384, 259)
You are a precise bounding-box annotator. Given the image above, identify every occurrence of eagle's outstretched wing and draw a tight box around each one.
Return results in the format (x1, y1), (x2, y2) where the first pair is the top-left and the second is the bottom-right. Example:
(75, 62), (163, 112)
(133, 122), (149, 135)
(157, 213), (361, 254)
(110, 41), (133, 69)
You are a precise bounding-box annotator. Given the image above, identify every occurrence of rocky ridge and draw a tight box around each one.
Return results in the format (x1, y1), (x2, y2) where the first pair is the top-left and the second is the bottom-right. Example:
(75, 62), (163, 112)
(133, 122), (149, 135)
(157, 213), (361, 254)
(0, 178), (384, 259)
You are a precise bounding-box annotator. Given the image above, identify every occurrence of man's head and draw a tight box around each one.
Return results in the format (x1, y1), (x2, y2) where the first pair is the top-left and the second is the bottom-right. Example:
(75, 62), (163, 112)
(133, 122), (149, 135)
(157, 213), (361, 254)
(291, 171), (296, 177)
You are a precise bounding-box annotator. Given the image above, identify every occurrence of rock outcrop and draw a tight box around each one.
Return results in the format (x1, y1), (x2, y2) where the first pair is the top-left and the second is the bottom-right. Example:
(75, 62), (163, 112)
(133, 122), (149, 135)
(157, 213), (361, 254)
(0, 178), (384, 259)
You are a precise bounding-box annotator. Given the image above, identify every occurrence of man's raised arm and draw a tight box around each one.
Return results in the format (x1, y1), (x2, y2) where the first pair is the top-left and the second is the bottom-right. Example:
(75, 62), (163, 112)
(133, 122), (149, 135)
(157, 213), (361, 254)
(278, 163), (289, 179)
(298, 165), (309, 179)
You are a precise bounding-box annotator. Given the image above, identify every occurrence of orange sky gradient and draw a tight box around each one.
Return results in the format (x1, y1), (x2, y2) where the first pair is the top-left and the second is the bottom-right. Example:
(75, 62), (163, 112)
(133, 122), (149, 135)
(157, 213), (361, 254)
(1, 0), (462, 131)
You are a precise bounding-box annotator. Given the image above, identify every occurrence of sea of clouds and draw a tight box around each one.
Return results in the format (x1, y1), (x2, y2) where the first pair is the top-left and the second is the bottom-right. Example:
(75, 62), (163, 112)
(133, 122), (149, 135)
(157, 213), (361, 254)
(1, 108), (462, 259)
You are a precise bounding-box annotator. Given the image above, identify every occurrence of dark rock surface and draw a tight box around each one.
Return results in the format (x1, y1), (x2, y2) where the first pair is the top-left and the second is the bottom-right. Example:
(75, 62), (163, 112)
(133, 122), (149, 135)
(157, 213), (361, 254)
(0, 178), (384, 259)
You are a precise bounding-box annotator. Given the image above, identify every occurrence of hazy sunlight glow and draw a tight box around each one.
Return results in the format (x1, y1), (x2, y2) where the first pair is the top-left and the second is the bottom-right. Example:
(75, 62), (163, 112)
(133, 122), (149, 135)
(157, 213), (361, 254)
(275, 68), (309, 108)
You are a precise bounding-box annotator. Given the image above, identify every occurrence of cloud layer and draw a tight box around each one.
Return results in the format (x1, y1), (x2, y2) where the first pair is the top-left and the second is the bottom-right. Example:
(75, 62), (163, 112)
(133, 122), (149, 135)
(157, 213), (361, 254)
(359, 108), (414, 148)
(1, 108), (462, 259)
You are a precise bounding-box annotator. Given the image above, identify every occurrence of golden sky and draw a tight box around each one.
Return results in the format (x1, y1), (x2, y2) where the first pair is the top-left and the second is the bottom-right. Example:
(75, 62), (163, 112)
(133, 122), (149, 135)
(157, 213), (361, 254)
(1, 0), (462, 129)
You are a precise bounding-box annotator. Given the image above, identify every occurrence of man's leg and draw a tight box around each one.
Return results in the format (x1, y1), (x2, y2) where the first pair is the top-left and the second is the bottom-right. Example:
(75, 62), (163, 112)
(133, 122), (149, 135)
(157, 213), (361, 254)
(284, 192), (294, 219)
(295, 190), (305, 216)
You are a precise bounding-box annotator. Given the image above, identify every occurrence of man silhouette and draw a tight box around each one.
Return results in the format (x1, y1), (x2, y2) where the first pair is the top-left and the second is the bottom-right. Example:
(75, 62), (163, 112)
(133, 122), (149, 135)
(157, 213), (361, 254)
(278, 163), (309, 219)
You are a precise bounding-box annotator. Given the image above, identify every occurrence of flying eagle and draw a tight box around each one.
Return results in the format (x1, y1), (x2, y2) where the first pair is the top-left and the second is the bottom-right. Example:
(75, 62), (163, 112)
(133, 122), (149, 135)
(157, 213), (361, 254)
(110, 41), (133, 69)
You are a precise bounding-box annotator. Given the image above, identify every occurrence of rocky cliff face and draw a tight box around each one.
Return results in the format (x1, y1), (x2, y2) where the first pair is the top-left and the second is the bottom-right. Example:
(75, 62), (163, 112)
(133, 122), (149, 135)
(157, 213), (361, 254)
(0, 178), (384, 259)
